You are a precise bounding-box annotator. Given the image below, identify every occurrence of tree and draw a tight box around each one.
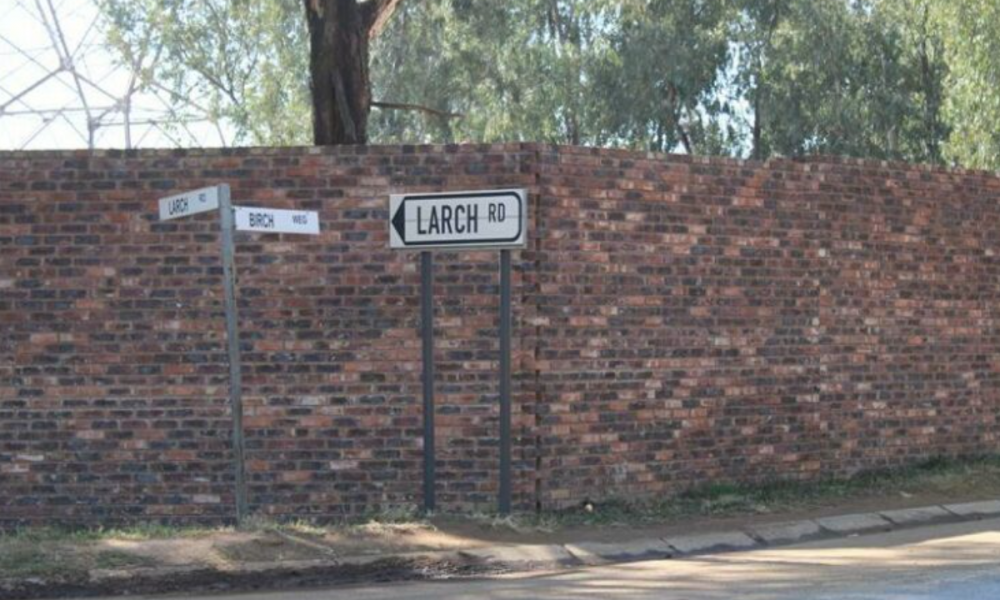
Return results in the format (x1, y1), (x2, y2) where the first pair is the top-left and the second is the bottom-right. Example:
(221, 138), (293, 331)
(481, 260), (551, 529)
(372, 0), (617, 144)
(595, 0), (734, 154)
(732, 0), (948, 163)
(95, 0), (972, 164)
(303, 0), (404, 144)
(370, 0), (733, 153)
(102, 0), (415, 146)
(858, 0), (948, 163)
(367, 1), (459, 143)
(938, 0), (1000, 169)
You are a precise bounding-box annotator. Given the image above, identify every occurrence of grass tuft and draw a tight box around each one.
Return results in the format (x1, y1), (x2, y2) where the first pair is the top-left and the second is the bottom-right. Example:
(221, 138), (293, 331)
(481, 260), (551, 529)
(2, 523), (228, 544)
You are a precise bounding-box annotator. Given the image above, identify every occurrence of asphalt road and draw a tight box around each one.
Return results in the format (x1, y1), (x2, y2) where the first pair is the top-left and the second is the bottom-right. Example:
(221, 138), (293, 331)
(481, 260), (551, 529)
(132, 518), (1000, 600)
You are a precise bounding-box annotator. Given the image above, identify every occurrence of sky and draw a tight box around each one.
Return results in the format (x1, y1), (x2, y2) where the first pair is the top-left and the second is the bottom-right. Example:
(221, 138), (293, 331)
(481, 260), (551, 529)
(0, 0), (232, 151)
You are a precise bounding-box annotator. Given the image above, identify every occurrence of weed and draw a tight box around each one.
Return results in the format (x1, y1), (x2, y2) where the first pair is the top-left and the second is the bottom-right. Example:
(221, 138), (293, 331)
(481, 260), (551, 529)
(280, 519), (330, 538)
(361, 504), (424, 525)
(0, 544), (86, 578)
(465, 512), (556, 534)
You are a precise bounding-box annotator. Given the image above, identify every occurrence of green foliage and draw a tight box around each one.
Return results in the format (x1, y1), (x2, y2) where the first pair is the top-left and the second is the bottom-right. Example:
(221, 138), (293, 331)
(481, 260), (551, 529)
(97, 0), (998, 168)
(734, 0), (948, 162)
(939, 0), (1000, 169)
(593, 0), (735, 153)
(372, 0), (614, 145)
(370, 0), (733, 152)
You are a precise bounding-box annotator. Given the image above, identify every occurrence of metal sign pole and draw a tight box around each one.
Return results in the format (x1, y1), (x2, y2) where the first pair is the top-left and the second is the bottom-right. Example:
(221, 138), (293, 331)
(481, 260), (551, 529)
(159, 183), (320, 526)
(421, 251), (436, 513)
(218, 184), (248, 525)
(387, 189), (526, 515)
(499, 249), (512, 515)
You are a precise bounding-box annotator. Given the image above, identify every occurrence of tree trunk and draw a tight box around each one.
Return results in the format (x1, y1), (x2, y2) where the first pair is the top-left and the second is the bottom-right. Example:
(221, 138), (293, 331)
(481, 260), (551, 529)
(917, 2), (941, 163)
(751, 0), (781, 161)
(304, 0), (370, 145)
(303, 0), (404, 145)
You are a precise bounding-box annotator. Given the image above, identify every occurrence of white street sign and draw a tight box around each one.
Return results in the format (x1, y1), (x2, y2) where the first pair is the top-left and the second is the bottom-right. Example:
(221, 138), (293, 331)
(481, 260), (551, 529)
(234, 206), (320, 235)
(389, 189), (527, 250)
(158, 186), (220, 221)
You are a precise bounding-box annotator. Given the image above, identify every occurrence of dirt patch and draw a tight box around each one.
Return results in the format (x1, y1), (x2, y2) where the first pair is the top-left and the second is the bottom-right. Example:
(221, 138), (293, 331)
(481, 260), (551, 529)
(93, 531), (257, 568)
(0, 557), (507, 600)
(302, 522), (494, 557)
(217, 533), (330, 563)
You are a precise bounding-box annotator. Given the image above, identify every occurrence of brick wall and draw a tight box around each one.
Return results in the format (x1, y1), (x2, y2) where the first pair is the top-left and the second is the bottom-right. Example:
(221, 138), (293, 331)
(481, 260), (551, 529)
(533, 147), (1000, 506)
(3, 144), (1000, 525)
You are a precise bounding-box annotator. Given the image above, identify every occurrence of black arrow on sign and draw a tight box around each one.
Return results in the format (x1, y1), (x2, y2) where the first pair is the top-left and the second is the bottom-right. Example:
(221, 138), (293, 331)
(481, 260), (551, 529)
(392, 200), (407, 242)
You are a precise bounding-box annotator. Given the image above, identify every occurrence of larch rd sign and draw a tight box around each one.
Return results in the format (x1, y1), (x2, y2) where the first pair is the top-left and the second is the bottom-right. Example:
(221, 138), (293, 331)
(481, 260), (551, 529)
(389, 188), (526, 514)
(234, 207), (320, 235)
(158, 186), (219, 221)
(389, 189), (527, 249)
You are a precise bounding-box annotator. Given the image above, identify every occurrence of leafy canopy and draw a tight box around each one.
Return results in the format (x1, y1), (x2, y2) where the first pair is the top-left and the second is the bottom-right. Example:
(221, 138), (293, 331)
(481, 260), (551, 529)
(98, 0), (1000, 169)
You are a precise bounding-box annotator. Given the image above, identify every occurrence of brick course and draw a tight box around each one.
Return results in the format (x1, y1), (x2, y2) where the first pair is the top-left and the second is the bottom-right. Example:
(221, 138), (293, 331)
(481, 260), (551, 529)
(2, 144), (1000, 525)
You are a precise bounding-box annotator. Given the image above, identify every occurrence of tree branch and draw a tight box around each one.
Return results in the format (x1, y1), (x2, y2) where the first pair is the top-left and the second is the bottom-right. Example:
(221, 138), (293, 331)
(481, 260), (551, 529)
(675, 120), (693, 154)
(372, 100), (463, 119)
(361, 0), (405, 39)
(665, 83), (693, 154)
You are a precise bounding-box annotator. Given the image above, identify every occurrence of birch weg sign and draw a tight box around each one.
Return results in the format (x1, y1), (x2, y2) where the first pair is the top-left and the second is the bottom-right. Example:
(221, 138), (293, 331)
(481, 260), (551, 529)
(389, 189), (527, 250)
(235, 206), (320, 235)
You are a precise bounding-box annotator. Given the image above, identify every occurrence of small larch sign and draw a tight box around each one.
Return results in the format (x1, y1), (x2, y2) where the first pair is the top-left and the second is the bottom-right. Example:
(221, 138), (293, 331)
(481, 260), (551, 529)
(234, 207), (320, 235)
(158, 186), (220, 221)
(390, 189), (527, 250)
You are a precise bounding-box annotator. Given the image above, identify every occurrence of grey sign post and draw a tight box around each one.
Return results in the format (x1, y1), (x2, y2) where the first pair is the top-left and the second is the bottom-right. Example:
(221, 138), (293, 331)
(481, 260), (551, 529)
(217, 186), (247, 523)
(498, 249), (512, 514)
(421, 251), (435, 512)
(390, 189), (527, 515)
(159, 185), (320, 525)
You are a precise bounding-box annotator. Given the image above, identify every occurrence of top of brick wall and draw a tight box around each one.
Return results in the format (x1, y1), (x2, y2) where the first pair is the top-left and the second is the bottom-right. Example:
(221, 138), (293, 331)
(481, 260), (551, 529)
(1, 143), (998, 180)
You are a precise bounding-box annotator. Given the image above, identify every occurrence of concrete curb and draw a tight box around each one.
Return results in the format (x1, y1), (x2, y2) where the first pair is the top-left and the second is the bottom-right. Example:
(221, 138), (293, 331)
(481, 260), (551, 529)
(526, 501), (990, 568)
(815, 512), (893, 536)
(880, 506), (957, 528)
(664, 531), (759, 555)
(564, 539), (674, 566)
(456, 544), (577, 568)
(943, 500), (1000, 519)
(746, 519), (827, 546)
